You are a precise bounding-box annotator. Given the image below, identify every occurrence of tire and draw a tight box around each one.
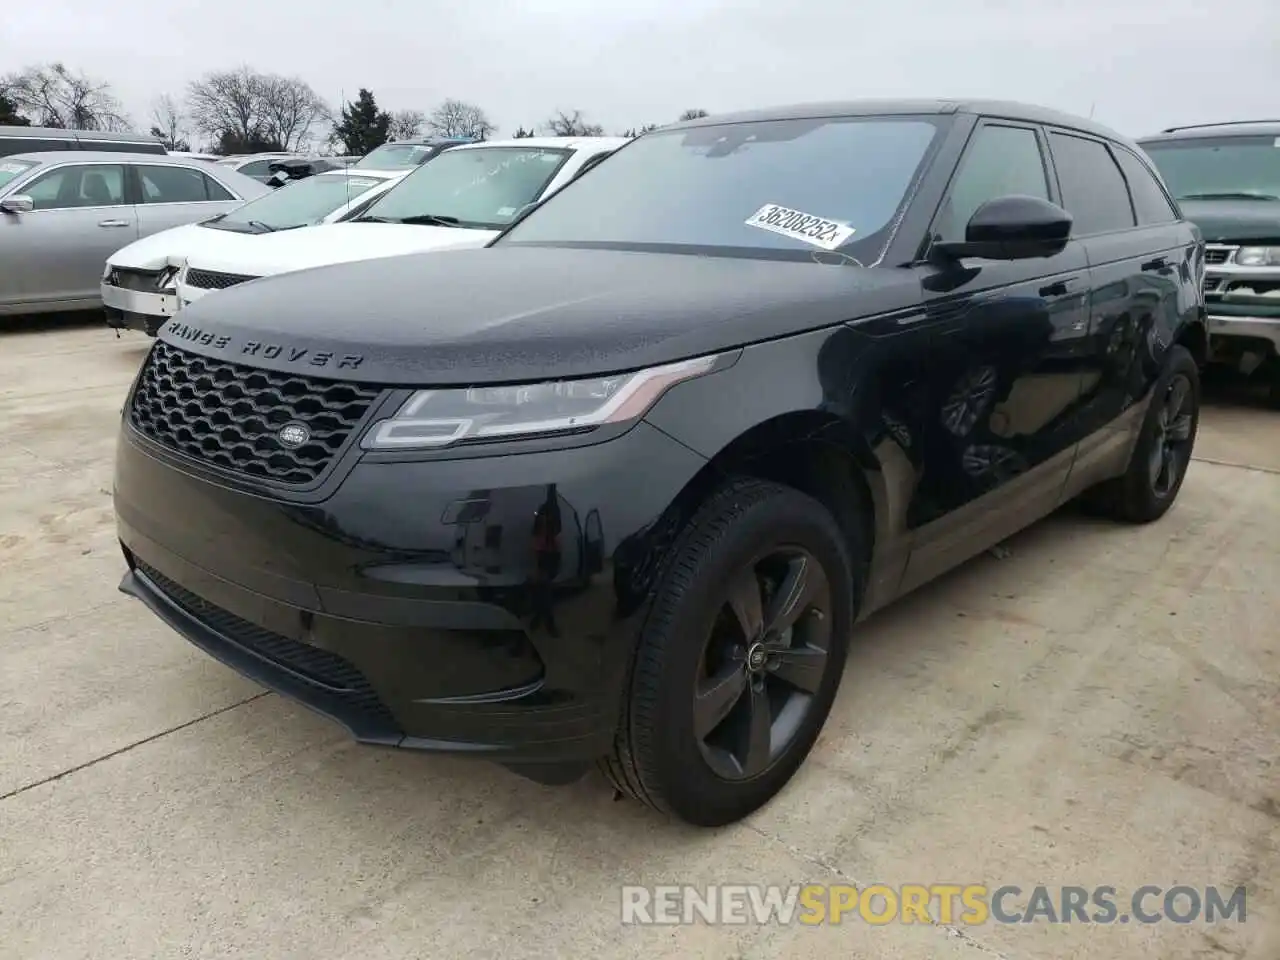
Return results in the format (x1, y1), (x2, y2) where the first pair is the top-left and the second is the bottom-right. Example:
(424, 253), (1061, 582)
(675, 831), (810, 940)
(1086, 344), (1200, 524)
(600, 478), (859, 827)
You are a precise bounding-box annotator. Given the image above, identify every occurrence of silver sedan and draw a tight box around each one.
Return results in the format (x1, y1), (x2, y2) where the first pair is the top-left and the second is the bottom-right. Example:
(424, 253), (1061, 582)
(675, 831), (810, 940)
(0, 151), (269, 316)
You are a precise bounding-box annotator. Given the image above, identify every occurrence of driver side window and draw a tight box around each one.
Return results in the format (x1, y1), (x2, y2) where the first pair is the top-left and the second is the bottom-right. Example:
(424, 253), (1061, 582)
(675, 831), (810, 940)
(935, 124), (1050, 242)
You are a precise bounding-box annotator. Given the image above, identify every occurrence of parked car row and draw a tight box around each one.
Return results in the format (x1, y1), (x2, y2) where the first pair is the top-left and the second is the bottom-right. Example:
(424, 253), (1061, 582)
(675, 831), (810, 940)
(110, 98), (1210, 827)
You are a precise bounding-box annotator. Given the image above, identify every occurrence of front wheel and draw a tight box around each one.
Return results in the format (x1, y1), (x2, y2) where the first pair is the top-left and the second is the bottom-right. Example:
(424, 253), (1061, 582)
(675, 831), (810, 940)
(601, 478), (858, 827)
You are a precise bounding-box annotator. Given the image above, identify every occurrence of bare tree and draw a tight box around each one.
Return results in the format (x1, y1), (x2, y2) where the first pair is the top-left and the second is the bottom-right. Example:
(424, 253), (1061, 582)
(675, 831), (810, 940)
(150, 94), (188, 150)
(543, 109), (604, 137)
(258, 74), (330, 151)
(187, 67), (268, 147)
(426, 99), (495, 140)
(3, 63), (131, 130)
(678, 108), (710, 121)
(389, 109), (424, 141)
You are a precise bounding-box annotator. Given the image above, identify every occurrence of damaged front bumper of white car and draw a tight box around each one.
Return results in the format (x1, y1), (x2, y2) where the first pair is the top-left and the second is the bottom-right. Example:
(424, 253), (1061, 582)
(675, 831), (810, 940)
(102, 262), (183, 337)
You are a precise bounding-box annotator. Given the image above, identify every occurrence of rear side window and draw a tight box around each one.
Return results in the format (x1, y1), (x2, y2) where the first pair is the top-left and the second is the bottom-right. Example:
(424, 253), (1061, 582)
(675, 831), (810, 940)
(1049, 132), (1136, 235)
(137, 165), (229, 203)
(1113, 148), (1180, 224)
(936, 124), (1049, 241)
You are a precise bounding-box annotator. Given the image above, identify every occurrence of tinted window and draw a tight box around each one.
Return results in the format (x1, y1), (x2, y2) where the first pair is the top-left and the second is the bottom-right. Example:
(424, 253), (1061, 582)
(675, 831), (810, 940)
(1049, 133), (1135, 234)
(364, 146), (573, 229)
(83, 140), (166, 155)
(502, 117), (945, 261)
(1113, 148), (1179, 224)
(936, 124), (1048, 241)
(137, 164), (215, 203)
(23, 163), (125, 209)
(0, 137), (72, 158)
(1138, 135), (1280, 202)
(237, 159), (276, 178)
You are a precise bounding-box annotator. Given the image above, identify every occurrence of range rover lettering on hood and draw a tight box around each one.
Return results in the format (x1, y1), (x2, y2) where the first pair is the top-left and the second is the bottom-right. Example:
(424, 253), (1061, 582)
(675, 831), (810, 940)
(165, 321), (365, 370)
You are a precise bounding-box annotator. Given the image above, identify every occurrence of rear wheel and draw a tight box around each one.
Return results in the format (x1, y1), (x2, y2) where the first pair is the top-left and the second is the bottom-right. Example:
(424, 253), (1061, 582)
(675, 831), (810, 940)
(601, 478), (858, 827)
(1086, 344), (1199, 523)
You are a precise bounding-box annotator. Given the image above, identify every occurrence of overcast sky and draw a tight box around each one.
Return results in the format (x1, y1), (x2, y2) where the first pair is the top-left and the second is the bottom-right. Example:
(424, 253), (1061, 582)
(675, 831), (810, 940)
(5, 0), (1277, 140)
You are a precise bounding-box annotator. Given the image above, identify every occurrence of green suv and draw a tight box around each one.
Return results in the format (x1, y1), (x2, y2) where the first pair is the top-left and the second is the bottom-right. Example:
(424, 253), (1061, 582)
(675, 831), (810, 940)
(1139, 121), (1280, 394)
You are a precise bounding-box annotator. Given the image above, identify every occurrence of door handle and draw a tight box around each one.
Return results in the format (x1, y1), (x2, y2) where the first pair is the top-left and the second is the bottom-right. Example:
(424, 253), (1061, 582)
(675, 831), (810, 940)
(1141, 256), (1169, 272)
(1039, 276), (1080, 298)
(98, 219), (130, 228)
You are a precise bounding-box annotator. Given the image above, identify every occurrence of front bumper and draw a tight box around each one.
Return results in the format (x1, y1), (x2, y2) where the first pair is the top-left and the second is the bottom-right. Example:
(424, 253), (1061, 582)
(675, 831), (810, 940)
(114, 416), (707, 766)
(102, 283), (180, 336)
(1206, 311), (1280, 354)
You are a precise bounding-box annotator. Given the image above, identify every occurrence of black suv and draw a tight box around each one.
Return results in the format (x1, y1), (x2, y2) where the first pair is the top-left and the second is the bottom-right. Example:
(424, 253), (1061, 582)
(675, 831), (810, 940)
(114, 99), (1206, 827)
(1138, 121), (1280, 394)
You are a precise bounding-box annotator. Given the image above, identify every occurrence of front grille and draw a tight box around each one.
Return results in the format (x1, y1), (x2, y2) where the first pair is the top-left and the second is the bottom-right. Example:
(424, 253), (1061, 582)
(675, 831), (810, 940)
(1204, 277), (1222, 293)
(185, 268), (258, 290)
(136, 561), (401, 733)
(129, 339), (382, 485)
(1204, 246), (1236, 266)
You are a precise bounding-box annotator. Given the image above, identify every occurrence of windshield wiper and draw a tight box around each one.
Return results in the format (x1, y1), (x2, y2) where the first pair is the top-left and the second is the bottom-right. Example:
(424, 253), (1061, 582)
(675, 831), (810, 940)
(245, 219), (278, 233)
(398, 214), (461, 227)
(352, 214), (397, 223)
(1178, 191), (1280, 202)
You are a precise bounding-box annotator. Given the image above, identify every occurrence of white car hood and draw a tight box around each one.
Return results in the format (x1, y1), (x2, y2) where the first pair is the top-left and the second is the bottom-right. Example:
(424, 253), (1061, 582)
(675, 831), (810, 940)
(184, 221), (498, 278)
(107, 222), (234, 271)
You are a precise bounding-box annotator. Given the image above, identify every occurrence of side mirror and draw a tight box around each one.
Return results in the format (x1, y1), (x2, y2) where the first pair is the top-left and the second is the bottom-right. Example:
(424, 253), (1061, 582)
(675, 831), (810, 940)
(931, 195), (1072, 261)
(0, 194), (34, 215)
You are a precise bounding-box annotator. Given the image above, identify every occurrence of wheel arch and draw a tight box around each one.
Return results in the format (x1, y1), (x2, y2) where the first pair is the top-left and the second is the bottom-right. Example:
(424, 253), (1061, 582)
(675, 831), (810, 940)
(664, 410), (888, 597)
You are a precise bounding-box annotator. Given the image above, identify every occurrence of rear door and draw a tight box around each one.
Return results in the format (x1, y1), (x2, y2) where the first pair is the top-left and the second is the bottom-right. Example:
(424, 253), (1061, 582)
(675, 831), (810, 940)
(1043, 130), (1194, 492)
(0, 161), (136, 307)
(130, 163), (241, 237)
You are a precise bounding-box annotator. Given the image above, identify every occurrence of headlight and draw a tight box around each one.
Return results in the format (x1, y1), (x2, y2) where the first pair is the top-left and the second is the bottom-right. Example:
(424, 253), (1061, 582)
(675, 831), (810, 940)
(362, 355), (718, 450)
(1235, 246), (1280, 267)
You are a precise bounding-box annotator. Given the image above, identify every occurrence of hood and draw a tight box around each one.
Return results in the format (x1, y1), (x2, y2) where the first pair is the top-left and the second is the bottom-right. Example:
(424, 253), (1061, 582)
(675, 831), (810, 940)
(183, 221), (497, 278)
(1178, 199), (1280, 245)
(107, 222), (217, 271)
(160, 245), (923, 386)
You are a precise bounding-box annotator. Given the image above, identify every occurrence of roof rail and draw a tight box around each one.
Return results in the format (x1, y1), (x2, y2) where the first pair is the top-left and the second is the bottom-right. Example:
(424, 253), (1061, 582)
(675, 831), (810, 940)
(1160, 119), (1280, 133)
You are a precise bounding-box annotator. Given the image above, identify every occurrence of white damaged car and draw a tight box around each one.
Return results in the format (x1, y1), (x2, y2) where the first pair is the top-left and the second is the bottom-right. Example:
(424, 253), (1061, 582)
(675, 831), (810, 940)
(173, 137), (627, 308)
(102, 168), (406, 334)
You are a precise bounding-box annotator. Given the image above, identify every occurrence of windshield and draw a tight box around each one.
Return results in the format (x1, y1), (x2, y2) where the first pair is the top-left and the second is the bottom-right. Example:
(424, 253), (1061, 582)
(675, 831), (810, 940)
(0, 158), (37, 193)
(498, 117), (945, 261)
(206, 173), (389, 232)
(1141, 135), (1280, 201)
(355, 143), (445, 170)
(359, 145), (572, 229)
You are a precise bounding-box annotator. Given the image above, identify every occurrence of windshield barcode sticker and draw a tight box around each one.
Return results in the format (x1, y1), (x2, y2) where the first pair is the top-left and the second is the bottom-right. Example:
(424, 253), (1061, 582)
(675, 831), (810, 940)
(745, 203), (855, 250)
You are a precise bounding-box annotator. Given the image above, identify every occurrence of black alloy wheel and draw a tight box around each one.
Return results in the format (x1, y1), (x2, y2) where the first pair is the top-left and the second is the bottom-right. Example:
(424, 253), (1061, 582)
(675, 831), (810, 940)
(694, 548), (832, 781)
(601, 478), (859, 827)
(1148, 372), (1195, 499)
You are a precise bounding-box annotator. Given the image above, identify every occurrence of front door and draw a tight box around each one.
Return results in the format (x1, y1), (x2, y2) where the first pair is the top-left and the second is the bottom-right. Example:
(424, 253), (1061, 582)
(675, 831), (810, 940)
(893, 120), (1094, 594)
(0, 161), (136, 308)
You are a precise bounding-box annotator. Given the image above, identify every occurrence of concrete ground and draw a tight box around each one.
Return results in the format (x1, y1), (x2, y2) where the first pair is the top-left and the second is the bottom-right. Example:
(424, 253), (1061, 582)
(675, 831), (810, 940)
(1, 314), (1277, 960)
